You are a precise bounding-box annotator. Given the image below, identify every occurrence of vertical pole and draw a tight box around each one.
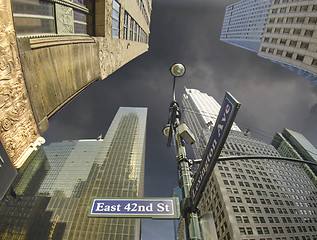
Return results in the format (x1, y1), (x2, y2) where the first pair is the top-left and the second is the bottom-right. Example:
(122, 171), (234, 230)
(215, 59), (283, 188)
(174, 107), (201, 240)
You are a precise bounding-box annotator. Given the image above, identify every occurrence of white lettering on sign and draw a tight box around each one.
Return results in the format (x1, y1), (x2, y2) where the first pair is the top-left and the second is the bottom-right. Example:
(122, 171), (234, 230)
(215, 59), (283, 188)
(124, 203), (154, 212)
(96, 203), (121, 212)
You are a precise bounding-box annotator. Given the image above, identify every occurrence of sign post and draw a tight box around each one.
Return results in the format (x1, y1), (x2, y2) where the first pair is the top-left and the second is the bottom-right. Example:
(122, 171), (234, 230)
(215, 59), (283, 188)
(88, 197), (181, 219)
(191, 92), (241, 208)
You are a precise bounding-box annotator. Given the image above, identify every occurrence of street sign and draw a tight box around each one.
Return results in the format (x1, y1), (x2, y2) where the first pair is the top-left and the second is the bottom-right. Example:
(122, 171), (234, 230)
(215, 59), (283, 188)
(88, 197), (180, 219)
(191, 92), (241, 207)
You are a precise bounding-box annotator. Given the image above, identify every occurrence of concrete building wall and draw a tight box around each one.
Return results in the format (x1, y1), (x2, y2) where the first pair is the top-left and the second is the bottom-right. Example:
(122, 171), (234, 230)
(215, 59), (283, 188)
(0, 0), (152, 170)
(257, 0), (317, 83)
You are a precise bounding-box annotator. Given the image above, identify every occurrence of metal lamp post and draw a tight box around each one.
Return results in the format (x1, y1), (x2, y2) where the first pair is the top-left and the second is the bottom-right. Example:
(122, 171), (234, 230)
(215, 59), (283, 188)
(163, 63), (201, 240)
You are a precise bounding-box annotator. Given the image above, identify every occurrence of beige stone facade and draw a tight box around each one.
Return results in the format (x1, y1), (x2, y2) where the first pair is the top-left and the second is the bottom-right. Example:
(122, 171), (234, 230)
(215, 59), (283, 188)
(0, 0), (151, 169)
(0, 0), (42, 168)
(258, 0), (317, 82)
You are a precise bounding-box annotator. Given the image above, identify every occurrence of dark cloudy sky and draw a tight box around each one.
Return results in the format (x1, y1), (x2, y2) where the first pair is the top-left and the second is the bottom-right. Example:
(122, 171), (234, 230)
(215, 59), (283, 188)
(43, 0), (317, 239)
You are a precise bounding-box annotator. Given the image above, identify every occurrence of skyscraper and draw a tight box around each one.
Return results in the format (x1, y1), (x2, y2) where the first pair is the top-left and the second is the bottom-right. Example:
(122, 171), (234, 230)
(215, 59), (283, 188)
(220, 0), (272, 52)
(220, 0), (317, 84)
(179, 88), (317, 240)
(0, 0), (152, 174)
(272, 128), (317, 185)
(0, 107), (147, 240)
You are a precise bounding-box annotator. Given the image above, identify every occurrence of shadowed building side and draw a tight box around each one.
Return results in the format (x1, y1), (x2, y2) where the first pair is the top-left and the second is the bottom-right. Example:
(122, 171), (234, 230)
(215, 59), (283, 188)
(0, 0), (152, 192)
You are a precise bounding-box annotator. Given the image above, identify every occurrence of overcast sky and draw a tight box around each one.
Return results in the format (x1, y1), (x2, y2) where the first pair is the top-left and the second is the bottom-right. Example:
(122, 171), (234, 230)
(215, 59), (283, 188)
(43, 1), (317, 239)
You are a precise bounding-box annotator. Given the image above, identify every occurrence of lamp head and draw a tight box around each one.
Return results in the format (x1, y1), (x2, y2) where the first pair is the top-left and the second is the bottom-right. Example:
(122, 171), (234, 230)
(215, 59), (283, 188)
(170, 63), (186, 77)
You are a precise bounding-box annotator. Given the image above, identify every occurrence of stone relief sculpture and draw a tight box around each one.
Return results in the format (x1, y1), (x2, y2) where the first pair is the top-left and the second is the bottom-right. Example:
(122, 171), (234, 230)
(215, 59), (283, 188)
(0, 0), (44, 168)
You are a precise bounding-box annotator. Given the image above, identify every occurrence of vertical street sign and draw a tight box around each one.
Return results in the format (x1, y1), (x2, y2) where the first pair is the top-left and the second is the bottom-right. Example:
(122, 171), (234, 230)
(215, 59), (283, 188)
(191, 92), (241, 208)
(88, 197), (181, 219)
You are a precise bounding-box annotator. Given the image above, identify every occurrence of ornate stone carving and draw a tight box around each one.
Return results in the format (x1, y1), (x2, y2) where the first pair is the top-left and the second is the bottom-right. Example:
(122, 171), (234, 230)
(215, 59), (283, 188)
(0, 0), (43, 168)
(56, 3), (74, 34)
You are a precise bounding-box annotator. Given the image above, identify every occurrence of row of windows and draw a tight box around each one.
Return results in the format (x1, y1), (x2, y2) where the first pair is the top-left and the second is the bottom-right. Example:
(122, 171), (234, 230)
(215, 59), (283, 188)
(260, 47), (317, 67)
(136, 0), (150, 25)
(229, 195), (317, 208)
(124, 12), (148, 43)
(227, 186), (316, 201)
(266, 27), (314, 37)
(263, 37), (309, 50)
(268, 16), (317, 24)
(271, 5), (317, 14)
(112, 1), (148, 43)
(232, 204), (317, 215)
(12, 0), (88, 35)
(239, 225), (317, 236)
(274, 0), (315, 4)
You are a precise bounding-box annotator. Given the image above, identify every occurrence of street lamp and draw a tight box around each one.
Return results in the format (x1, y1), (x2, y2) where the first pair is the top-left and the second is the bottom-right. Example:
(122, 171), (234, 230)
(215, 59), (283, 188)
(163, 63), (201, 240)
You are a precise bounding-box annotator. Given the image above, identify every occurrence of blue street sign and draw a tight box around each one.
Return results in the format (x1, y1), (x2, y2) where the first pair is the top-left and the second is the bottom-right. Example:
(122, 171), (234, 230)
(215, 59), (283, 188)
(88, 197), (180, 219)
(191, 92), (241, 207)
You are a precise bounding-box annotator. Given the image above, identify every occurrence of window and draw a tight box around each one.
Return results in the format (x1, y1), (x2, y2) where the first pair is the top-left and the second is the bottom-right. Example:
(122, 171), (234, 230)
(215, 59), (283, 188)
(112, 0), (120, 38)
(286, 17), (294, 23)
(239, 227), (246, 235)
(12, 0), (55, 35)
(123, 11), (128, 40)
(246, 227), (253, 235)
(289, 6), (296, 12)
(296, 54), (304, 62)
(308, 17), (317, 24)
(289, 40), (297, 47)
(300, 5), (308, 12)
(297, 17), (305, 23)
(280, 7), (286, 13)
(243, 216), (250, 223)
(274, 28), (281, 33)
(253, 217), (259, 223)
(293, 29), (301, 35)
(236, 216), (243, 223)
(286, 52), (293, 58)
(130, 18), (134, 40)
(300, 42), (309, 50)
(280, 39), (287, 45)
(304, 30), (313, 37)
(257, 227), (265, 234)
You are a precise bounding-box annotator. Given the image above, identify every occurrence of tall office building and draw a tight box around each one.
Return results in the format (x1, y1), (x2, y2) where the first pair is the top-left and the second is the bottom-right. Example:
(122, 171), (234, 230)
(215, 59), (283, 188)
(220, 0), (317, 84)
(272, 128), (317, 185)
(0, 0), (152, 184)
(0, 107), (147, 240)
(178, 88), (317, 240)
(182, 88), (241, 158)
(220, 0), (272, 52)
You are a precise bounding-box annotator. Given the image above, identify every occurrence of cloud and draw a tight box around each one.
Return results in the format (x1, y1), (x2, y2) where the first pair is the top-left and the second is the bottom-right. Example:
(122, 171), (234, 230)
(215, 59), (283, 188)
(303, 103), (317, 147)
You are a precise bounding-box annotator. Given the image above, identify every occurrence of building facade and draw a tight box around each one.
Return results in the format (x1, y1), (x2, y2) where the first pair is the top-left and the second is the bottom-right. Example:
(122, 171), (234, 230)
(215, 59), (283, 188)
(178, 89), (317, 240)
(220, 0), (317, 84)
(0, 107), (147, 240)
(258, 0), (317, 83)
(0, 0), (152, 183)
(220, 0), (272, 52)
(272, 128), (317, 186)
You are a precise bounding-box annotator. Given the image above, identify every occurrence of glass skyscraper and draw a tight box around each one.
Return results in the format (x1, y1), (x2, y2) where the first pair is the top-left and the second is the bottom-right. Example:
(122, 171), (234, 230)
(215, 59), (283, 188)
(0, 107), (147, 240)
(272, 128), (317, 186)
(178, 88), (317, 240)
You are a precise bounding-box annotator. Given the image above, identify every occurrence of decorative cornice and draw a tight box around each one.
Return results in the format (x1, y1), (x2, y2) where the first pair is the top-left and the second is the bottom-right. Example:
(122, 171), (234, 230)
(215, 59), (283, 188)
(0, 0), (43, 168)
